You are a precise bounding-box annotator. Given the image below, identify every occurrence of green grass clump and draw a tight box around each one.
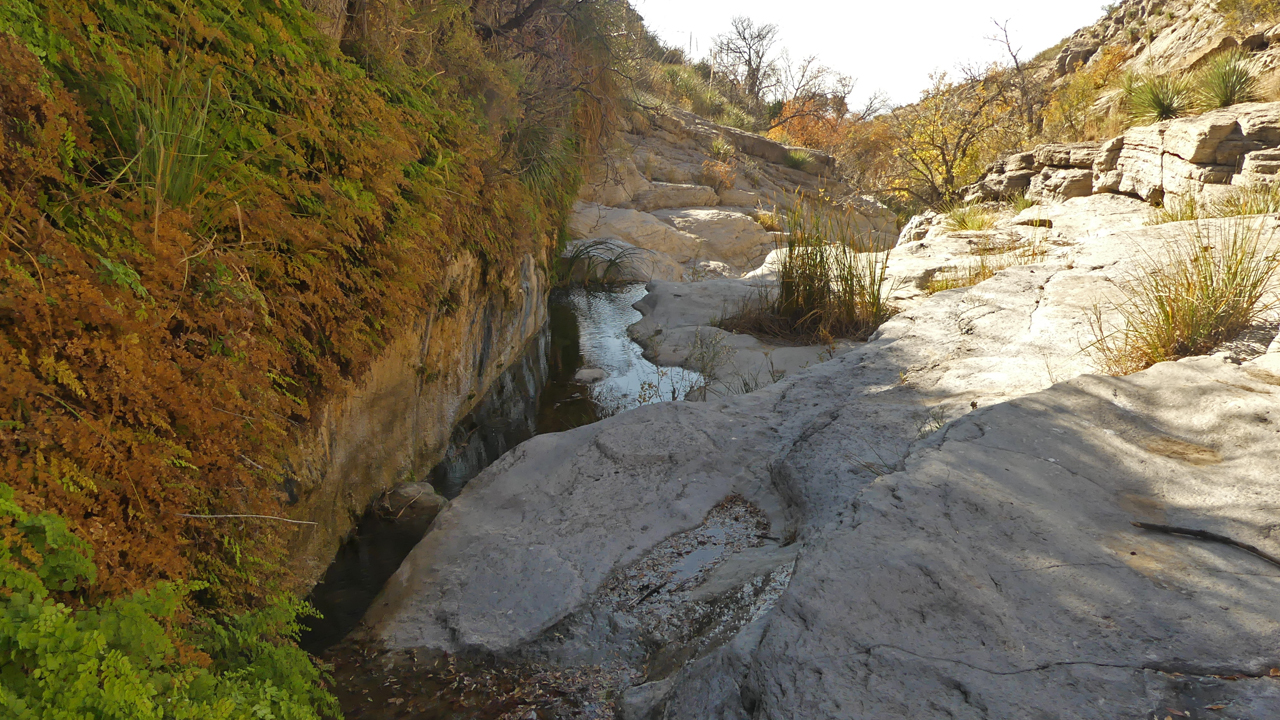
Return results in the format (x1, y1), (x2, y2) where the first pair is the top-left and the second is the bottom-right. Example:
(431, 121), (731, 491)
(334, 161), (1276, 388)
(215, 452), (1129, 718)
(561, 239), (646, 286)
(1090, 220), (1279, 375)
(1124, 73), (1195, 124)
(720, 195), (897, 342)
(1011, 193), (1040, 213)
(1196, 49), (1261, 109)
(940, 203), (999, 231)
(784, 149), (815, 172)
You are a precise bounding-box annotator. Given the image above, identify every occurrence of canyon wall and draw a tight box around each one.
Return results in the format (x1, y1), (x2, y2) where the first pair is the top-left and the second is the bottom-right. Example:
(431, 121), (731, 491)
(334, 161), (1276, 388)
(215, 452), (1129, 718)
(287, 252), (549, 586)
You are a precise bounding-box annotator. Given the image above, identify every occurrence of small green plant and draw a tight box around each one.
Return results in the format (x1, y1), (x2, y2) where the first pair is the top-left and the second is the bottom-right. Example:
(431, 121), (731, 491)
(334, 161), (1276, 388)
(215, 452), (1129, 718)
(1196, 49), (1260, 109)
(940, 203), (999, 231)
(1011, 193), (1040, 213)
(1089, 219), (1280, 374)
(0, 484), (338, 719)
(1124, 73), (1194, 123)
(1148, 193), (1205, 224)
(784, 149), (814, 172)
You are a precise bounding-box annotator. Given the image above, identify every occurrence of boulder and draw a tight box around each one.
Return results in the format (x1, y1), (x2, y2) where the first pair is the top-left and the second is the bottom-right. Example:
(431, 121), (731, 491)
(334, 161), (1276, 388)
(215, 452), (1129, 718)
(572, 367), (607, 384)
(1030, 167), (1094, 201)
(579, 156), (651, 206)
(650, 207), (776, 270)
(381, 483), (447, 537)
(626, 182), (720, 212)
(569, 202), (704, 263)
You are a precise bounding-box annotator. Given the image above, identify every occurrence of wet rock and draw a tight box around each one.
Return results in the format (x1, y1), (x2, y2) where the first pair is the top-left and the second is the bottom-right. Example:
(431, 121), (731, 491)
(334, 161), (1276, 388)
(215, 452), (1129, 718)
(382, 483), (447, 536)
(573, 367), (607, 384)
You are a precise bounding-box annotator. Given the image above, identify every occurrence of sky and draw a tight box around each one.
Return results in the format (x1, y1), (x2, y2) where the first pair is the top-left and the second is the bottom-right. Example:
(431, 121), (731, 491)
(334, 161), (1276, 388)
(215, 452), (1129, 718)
(632, 0), (1109, 107)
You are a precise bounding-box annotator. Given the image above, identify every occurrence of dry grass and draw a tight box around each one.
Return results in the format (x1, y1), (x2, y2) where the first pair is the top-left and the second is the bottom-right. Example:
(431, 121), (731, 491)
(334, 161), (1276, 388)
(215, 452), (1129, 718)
(1149, 183), (1280, 225)
(720, 195), (898, 342)
(924, 235), (1048, 294)
(940, 203), (999, 231)
(1089, 219), (1280, 375)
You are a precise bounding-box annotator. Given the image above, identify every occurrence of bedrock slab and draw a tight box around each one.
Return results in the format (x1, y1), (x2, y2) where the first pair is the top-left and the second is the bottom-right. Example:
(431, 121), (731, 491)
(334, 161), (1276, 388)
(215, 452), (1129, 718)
(361, 207), (1280, 716)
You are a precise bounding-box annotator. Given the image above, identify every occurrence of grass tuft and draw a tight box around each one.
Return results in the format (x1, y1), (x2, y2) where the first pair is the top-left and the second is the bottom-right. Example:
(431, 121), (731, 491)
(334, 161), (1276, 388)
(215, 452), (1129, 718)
(1011, 193), (1039, 213)
(940, 203), (999, 231)
(784, 149), (814, 172)
(1149, 183), (1280, 225)
(924, 235), (1047, 294)
(1089, 219), (1280, 375)
(720, 194), (898, 342)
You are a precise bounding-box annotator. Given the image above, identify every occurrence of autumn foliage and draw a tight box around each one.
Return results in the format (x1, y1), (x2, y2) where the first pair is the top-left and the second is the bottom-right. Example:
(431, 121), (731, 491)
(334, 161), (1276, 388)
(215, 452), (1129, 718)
(0, 0), (601, 608)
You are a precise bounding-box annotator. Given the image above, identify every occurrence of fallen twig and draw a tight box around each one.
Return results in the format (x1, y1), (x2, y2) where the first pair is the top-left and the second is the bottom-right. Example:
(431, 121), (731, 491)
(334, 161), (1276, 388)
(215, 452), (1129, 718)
(1131, 521), (1280, 569)
(177, 512), (317, 526)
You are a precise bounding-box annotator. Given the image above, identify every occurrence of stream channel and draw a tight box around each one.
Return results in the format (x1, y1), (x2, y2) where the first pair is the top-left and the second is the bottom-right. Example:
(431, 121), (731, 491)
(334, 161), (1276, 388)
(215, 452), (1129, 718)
(300, 284), (701, 654)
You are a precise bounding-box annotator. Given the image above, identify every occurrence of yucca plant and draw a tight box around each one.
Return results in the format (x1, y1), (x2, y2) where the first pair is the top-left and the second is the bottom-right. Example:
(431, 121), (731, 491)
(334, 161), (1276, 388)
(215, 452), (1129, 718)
(1196, 49), (1261, 109)
(1090, 219), (1280, 374)
(1124, 73), (1195, 124)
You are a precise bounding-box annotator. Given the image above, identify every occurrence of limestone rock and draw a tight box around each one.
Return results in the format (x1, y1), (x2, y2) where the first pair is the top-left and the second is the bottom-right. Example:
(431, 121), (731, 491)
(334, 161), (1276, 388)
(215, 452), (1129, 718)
(651, 208), (776, 270)
(1030, 167), (1095, 201)
(381, 483), (447, 537)
(361, 200), (1280, 715)
(625, 182), (720, 212)
(1034, 141), (1100, 168)
(569, 203), (703, 263)
(579, 156), (651, 207)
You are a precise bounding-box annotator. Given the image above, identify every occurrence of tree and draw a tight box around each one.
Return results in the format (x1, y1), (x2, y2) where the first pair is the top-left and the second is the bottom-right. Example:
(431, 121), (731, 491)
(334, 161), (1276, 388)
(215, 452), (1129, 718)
(881, 69), (1024, 204)
(712, 16), (780, 111)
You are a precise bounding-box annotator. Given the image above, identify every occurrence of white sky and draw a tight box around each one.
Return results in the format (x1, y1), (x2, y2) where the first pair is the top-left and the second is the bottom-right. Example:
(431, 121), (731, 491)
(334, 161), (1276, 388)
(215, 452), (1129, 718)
(632, 0), (1108, 106)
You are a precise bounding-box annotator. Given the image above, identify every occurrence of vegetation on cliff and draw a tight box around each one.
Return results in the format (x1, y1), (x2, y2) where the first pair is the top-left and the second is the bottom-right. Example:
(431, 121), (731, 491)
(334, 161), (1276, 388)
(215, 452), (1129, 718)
(0, 0), (627, 710)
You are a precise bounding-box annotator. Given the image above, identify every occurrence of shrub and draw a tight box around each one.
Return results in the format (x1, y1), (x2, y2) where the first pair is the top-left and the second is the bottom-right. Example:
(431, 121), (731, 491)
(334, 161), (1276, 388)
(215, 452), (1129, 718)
(698, 159), (738, 191)
(1217, 0), (1280, 28)
(940, 203), (999, 231)
(710, 137), (736, 162)
(1196, 49), (1261, 109)
(1124, 73), (1195, 123)
(0, 484), (338, 719)
(720, 195), (898, 342)
(1089, 220), (1280, 374)
(560, 239), (645, 286)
